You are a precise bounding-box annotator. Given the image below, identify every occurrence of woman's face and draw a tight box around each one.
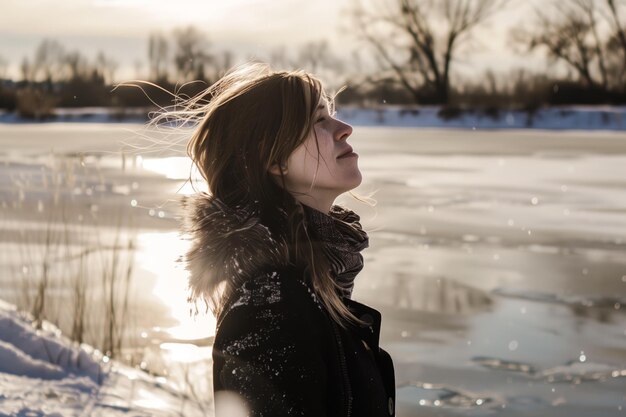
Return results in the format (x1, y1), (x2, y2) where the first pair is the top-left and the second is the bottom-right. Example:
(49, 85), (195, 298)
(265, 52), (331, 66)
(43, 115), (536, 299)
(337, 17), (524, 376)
(281, 97), (361, 210)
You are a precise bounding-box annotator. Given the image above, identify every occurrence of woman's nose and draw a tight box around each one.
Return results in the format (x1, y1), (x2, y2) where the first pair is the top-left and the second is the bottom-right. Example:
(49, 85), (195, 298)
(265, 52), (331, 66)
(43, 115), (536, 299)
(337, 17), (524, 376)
(335, 120), (353, 142)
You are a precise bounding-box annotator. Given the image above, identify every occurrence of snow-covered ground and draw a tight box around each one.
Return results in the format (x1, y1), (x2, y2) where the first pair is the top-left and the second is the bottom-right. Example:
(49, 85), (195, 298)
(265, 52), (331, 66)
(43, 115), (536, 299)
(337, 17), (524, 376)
(0, 300), (210, 417)
(340, 105), (626, 131)
(1, 105), (626, 131)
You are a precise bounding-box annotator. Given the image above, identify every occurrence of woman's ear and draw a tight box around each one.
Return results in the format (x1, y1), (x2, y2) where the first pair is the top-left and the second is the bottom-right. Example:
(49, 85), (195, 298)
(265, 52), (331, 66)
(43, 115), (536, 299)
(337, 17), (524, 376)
(268, 163), (288, 176)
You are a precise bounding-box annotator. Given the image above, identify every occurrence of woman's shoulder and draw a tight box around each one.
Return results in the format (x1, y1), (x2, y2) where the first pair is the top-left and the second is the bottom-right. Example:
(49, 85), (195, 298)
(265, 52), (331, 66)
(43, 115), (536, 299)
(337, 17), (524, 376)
(215, 265), (323, 334)
(211, 269), (335, 417)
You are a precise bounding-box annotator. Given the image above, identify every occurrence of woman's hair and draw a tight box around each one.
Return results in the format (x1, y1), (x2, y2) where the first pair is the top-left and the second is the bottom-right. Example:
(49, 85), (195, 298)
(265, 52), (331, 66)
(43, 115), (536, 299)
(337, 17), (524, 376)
(148, 63), (365, 329)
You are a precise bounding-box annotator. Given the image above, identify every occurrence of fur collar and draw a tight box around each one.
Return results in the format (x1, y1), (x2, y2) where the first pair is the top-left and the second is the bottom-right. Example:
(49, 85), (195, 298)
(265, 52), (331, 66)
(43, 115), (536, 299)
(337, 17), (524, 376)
(179, 191), (368, 309)
(179, 192), (291, 307)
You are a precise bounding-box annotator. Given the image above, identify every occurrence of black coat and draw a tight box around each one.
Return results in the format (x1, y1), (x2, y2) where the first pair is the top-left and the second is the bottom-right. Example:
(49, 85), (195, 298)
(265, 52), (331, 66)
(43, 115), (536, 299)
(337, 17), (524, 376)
(212, 265), (396, 417)
(179, 193), (395, 416)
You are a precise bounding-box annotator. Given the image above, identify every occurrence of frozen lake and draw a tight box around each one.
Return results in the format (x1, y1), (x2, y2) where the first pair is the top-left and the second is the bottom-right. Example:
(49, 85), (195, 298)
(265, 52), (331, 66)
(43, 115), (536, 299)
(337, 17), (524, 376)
(1, 123), (625, 416)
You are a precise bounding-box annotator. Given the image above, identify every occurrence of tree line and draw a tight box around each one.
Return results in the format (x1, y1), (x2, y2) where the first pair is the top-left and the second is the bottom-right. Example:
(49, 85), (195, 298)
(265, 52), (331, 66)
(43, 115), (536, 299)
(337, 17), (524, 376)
(0, 0), (625, 120)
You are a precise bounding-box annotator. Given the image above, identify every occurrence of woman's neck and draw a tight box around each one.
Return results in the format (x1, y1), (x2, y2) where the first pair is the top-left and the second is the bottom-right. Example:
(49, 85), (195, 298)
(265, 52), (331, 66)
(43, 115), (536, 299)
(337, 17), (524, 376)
(292, 193), (334, 214)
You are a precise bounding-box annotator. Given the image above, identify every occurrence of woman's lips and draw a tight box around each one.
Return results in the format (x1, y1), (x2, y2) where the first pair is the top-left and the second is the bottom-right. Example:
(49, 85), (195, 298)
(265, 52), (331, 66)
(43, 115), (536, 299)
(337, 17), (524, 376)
(337, 151), (358, 159)
(337, 147), (357, 159)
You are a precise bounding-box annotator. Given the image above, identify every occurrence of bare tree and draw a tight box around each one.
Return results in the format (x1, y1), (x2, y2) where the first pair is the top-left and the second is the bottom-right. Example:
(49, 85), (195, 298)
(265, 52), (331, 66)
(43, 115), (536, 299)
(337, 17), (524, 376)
(0, 54), (8, 80)
(20, 57), (34, 83)
(148, 32), (170, 82)
(292, 40), (347, 89)
(63, 50), (89, 81)
(32, 39), (66, 90)
(514, 0), (626, 91)
(95, 51), (118, 85)
(607, 34), (626, 89)
(606, 0), (626, 89)
(607, 0), (626, 58)
(351, 0), (509, 105)
(295, 40), (340, 74)
(172, 26), (213, 82)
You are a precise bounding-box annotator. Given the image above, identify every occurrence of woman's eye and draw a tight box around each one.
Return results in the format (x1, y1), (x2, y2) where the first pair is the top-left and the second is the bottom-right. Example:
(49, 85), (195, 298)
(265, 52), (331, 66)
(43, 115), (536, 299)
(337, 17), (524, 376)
(316, 116), (326, 123)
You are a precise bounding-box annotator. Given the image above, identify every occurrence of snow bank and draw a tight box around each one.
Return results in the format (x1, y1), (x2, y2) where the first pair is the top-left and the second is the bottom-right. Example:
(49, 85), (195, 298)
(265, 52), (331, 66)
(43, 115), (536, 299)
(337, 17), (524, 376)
(0, 300), (210, 417)
(337, 106), (626, 131)
(0, 300), (103, 384)
(1, 105), (625, 130)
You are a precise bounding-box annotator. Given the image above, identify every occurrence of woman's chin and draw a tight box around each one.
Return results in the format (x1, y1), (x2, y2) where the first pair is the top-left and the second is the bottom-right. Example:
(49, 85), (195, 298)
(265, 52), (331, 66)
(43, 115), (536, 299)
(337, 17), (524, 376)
(344, 174), (363, 193)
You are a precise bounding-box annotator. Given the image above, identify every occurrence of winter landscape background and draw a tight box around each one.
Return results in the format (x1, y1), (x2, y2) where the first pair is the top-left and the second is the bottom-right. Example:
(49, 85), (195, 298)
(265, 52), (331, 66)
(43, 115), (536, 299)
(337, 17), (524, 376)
(2, 0), (626, 415)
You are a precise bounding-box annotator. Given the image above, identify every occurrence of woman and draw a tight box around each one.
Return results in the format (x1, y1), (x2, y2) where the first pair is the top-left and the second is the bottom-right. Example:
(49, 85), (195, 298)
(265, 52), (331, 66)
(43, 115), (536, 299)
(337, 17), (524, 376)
(178, 63), (395, 416)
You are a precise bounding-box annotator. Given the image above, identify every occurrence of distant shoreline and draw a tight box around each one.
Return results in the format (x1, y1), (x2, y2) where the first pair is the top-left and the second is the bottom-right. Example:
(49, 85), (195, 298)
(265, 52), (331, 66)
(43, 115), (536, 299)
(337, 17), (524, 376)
(1, 105), (626, 131)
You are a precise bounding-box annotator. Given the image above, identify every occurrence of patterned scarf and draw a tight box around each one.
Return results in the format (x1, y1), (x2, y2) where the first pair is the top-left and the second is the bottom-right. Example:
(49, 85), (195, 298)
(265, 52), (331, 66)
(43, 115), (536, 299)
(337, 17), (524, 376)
(302, 203), (369, 299)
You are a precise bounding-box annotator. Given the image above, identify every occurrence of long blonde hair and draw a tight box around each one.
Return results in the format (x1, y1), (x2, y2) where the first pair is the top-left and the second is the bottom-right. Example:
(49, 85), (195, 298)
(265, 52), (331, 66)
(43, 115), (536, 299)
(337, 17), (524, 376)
(149, 63), (366, 329)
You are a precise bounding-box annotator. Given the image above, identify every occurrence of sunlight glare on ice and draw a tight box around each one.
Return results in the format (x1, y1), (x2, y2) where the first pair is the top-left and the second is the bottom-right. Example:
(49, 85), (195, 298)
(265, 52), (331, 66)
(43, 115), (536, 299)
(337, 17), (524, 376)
(136, 232), (216, 341)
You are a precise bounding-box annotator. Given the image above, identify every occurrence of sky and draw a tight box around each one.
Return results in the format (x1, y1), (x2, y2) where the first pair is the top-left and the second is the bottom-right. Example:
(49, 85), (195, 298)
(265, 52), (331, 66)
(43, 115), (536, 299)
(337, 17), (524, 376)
(0, 0), (547, 83)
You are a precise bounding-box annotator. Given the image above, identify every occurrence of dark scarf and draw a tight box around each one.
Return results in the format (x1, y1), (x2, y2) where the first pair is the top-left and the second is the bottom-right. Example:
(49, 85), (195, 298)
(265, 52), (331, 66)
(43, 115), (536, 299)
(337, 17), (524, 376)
(301, 203), (369, 299)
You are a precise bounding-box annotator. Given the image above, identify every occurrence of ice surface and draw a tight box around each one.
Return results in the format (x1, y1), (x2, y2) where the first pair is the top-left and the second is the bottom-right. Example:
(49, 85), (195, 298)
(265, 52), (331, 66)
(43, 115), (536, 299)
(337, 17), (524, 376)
(1, 123), (626, 416)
